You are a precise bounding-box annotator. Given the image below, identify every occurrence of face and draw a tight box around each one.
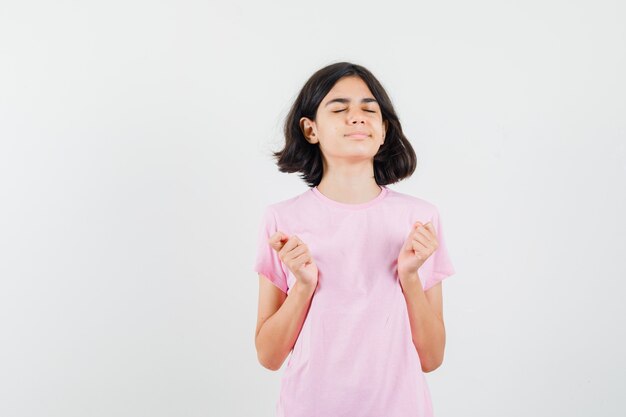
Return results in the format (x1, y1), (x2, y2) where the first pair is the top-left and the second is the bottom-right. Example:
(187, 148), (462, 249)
(300, 76), (388, 165)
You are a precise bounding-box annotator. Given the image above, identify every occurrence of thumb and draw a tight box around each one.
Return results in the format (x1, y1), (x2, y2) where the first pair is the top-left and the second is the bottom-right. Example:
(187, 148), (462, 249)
(269, 231), (289, 251)
(402, 222), (422, 251)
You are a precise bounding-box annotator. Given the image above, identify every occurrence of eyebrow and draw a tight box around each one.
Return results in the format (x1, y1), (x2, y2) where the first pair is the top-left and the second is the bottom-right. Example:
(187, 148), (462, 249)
(324, 97), (378, 107)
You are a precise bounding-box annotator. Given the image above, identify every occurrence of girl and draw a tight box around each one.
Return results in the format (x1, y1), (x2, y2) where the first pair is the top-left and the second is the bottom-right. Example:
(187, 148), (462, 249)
(254, 62), (456, 417)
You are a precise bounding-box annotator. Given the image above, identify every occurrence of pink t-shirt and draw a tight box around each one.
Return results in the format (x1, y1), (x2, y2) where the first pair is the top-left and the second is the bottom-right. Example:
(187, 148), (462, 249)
(254, 185), (456, 417)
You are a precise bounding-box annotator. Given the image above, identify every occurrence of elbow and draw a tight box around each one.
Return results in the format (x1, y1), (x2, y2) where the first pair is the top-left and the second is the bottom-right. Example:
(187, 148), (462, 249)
(417, 333), (446, 373)
(258, 354), (282, 371)
(255, 342), (283, 371)
(420, 353), (444, 373)
(421, 360), (442, 373)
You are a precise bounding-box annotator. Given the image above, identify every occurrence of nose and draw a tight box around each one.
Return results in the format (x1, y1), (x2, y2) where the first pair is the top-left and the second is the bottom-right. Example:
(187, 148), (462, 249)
(348, 110), (366, 124)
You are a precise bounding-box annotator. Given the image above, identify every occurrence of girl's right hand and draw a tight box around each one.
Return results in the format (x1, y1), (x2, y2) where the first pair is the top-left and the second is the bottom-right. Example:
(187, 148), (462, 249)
(268, 232), (319, 289)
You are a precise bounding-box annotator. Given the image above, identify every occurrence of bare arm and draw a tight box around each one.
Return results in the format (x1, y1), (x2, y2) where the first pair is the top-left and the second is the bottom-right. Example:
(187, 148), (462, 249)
(255, 276), (316, 371)
(400, 273), (445, 373)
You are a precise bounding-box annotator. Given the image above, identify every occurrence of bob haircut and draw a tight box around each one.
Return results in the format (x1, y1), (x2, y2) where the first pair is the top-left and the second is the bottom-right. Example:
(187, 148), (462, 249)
(274, 61), (417, 188)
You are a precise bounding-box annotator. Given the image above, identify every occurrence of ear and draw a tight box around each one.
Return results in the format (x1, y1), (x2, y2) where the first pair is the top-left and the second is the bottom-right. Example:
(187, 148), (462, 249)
(299, 117), (319, 144)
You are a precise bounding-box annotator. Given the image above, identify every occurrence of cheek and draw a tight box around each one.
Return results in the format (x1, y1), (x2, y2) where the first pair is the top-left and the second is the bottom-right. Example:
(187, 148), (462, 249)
(319, 126), (338, 139)
(372, 117), (384, 130)
(373, 125), (385, 138)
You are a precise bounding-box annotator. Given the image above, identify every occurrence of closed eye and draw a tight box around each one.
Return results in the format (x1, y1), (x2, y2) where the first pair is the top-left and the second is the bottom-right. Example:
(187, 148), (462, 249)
(332, 109), (377, 113)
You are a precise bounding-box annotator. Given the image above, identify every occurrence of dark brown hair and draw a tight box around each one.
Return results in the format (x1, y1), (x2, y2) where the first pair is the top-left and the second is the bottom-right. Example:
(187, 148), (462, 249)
(273, 61), (417, 188)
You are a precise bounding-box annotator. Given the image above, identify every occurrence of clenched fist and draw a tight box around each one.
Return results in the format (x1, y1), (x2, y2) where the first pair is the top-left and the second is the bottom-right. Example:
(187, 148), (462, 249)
(268, 232), (319, 290)
(397, 221), (439, 285)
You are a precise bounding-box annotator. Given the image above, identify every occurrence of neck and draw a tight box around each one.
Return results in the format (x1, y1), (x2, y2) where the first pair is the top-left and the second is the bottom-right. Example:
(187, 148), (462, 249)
(316, 159), (381, 204)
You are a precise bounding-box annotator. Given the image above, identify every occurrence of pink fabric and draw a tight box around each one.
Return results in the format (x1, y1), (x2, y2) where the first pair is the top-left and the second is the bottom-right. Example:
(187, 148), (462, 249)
(254, 186), (456, 417)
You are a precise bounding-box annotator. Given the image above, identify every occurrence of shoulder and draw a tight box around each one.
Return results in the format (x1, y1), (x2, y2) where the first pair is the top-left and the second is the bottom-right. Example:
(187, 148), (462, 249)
(384, 187), (440, 216)
(261, 188), (313, 218)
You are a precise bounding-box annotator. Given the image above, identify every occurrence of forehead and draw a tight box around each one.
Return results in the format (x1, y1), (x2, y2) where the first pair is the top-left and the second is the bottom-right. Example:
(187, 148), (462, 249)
(324, 76), (374, 100)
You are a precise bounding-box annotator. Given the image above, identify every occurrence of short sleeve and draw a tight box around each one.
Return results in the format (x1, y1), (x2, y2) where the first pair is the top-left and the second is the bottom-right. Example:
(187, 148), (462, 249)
(254, 206), (289, 294)
(418, 206), (456, 291)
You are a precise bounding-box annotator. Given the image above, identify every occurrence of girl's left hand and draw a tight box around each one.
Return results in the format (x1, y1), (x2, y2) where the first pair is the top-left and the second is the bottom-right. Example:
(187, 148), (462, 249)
(397, 221), (439, 284)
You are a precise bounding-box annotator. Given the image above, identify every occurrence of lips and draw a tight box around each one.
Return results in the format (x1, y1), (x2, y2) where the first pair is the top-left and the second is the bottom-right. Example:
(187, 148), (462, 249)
(345, 131), (370, 139)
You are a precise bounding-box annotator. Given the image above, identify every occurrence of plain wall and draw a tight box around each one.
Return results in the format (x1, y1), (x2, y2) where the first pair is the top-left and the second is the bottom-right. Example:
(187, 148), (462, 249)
(1, 1), (625, 416)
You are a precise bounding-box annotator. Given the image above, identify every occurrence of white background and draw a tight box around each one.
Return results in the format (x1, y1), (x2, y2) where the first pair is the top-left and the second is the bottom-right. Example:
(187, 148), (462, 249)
(1, 1), (625, 416)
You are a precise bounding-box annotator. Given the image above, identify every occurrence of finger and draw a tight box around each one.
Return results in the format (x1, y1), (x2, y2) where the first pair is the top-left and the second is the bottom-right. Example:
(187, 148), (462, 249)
(424, 222), (437, 237)
(403, 222), (422, 250)
(413, 233), (438, 256)
(411, 238), (429, 257)
(405, 235), (425, 254)
(279, 235), (302, 258)
(413, 221), (431, 237)
(268, 231), (289, 250)
(403, 230), (417, 251)
(415, 224), (433, 241)
(412, 232), (431, 249)
(420, 222), (439, 249)
(284, 244), (307, 262)
(291, 251), (310, 270)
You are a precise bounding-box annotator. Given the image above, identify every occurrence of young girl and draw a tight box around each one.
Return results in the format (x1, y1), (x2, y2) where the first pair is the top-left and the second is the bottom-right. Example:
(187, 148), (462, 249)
(254, 62), (456, 417)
